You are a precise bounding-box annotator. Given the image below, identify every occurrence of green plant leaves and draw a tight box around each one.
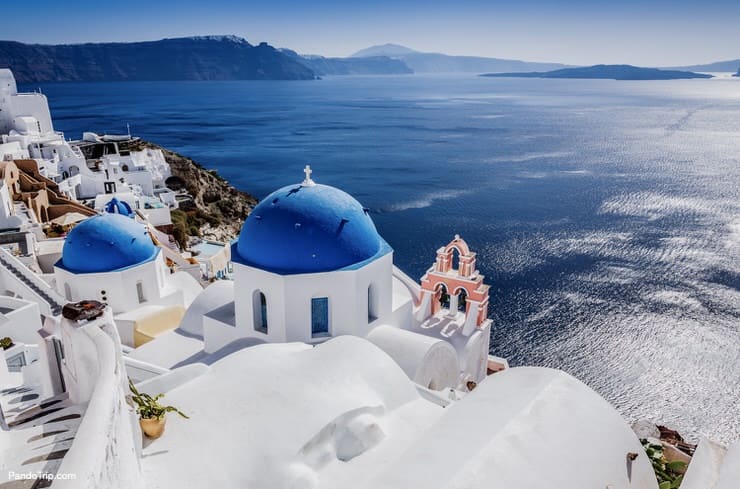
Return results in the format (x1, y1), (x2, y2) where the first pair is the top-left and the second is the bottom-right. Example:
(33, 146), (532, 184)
(641, 439), (687, 488)
(128, 378), (188, 420)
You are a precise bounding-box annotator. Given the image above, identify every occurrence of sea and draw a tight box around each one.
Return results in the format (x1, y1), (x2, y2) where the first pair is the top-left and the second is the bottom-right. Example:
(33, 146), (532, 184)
(29, 74), (740, 444)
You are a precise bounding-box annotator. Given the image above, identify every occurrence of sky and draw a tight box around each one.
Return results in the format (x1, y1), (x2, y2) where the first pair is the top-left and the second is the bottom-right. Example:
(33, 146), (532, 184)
(3, 0), (740, 66)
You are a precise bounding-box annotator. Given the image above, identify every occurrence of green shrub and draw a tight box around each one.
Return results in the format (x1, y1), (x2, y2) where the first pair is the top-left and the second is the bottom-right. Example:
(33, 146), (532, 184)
(641, 439), (686, 489)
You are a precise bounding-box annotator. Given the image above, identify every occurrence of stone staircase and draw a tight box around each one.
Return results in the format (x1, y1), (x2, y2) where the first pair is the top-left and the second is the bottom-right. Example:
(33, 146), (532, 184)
(0, 248), (63, 316)
(0, 385), (83, 489)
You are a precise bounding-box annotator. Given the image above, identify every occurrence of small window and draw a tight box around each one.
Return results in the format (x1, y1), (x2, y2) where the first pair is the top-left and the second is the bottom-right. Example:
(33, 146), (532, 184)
(253, 290), (268, 334)
(64, 283), (72, 301)
(311, 297), (329, 337)
(136, 281), (146, 304)
(367, 284), (378, 323)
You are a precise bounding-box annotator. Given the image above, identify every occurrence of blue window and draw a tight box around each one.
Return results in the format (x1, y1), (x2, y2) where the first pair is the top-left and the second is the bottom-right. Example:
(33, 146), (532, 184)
(311, 297), (329, 337)
(253, 290), (268, 333)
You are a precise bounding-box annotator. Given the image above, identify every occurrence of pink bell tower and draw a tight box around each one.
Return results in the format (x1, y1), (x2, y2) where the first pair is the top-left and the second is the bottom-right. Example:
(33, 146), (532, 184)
(418, 235), (490, 335)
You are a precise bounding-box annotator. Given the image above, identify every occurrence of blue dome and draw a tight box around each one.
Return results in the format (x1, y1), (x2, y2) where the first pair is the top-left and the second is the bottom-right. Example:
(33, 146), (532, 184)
(234, 183), (390, 274)
(59, 214), (159, 273)
(104, 197), (134, 217)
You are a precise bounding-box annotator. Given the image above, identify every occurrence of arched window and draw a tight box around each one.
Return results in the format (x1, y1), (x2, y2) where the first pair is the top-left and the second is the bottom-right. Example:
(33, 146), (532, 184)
(436, 283), (449, 309)
(253, 290), (268, 333)
(367, 284), (378, 323)
(457, 288), (468, 312)
(451, 247), (461, 272)
(311, 297), (329, 337)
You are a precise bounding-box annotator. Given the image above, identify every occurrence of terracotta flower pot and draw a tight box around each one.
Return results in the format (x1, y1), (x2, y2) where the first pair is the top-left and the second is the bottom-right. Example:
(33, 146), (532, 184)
(140, 416), (166, 439)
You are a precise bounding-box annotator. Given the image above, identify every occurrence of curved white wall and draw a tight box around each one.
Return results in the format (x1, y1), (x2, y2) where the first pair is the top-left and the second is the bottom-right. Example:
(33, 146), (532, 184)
(366, 325), (459, 390)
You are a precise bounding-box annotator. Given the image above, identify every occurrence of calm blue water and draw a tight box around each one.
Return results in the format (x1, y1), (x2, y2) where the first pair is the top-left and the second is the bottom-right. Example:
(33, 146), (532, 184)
(31, 75), (740, 443)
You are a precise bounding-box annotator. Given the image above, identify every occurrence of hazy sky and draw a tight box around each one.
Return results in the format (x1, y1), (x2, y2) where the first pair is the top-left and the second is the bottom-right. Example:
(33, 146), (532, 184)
(4, 0), (739, 66)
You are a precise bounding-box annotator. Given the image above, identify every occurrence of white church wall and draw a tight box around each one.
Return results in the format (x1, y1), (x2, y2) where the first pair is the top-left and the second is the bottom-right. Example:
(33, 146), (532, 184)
(233, 254), (395, 345)
(55, 253), (166, 313)
(350, 253), (394, 338)
(282, 269), (357, 342)
(235, 264), (288, 342)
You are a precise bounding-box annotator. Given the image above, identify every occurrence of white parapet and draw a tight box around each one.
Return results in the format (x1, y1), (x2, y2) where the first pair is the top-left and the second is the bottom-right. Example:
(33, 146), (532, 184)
(54, 307), (144, 489)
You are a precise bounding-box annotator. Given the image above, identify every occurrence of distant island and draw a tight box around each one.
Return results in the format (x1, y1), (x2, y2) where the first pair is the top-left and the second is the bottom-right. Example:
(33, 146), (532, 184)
(481, 64), (713, 81)
(351, 43), (570, 74)
(0, 36), (316, 82)
(279, 49), (412, 76)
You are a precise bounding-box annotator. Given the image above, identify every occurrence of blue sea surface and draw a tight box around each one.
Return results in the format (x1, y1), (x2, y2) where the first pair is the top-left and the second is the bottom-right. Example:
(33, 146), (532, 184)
(32, 74), (740, 443)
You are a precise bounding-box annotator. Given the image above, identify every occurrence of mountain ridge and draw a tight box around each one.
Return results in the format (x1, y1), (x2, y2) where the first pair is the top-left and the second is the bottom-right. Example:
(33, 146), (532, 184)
(350, 43), (570, 73)
(0, 37), (316, 82)
(668, 59), (740, 72)
(280, 49), (413, 75)
(351, 43), (419, 58)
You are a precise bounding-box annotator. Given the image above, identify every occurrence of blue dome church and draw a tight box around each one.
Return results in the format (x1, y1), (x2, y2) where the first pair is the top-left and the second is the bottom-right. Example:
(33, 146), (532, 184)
(221, 167), (395, 348)
(54, 213), (203, 347)
(59, 213), (157, 274)
(139, 167), (496, 392)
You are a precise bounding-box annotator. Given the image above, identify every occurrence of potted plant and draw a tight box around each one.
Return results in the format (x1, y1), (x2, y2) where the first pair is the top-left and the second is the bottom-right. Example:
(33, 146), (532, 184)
(129, 379), (188, 439)
(0, 337), (14, 350)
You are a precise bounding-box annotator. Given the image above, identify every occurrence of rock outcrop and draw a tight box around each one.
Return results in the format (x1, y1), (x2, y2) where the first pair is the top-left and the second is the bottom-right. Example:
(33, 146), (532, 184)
(121, 139), (257, 245)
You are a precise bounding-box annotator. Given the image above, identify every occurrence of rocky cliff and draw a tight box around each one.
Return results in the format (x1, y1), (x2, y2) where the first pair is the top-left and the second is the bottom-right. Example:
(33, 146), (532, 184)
(0, 36), (316, 83)
(121, 139), (257, 245)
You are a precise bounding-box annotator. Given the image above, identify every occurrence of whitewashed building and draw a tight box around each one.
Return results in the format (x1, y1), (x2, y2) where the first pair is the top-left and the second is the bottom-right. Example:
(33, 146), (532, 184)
(0, 69), (177, 212)
(53, 213), (202, 347)
(130, 168), (497, 390)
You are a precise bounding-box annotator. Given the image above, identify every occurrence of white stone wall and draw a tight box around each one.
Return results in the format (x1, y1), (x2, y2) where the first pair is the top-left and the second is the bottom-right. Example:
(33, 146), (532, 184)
(0, 141), (28, 160)
(232, 253), (394, 344)
(0, 296), (42, 345)
(55, 252), (169, 313)
(6, 94), (54, 135)
(0, 71), (53, 136)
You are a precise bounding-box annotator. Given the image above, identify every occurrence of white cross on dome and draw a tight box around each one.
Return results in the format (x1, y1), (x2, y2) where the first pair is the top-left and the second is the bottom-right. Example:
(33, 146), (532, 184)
(302, 165), (316, 187)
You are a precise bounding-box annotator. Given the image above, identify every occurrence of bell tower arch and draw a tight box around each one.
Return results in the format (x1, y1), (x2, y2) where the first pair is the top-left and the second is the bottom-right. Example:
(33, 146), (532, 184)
(419, 235), (490, 335)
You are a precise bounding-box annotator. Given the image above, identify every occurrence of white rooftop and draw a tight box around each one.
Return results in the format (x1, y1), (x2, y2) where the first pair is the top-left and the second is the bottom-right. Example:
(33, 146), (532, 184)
(139, 336), (658, 489)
